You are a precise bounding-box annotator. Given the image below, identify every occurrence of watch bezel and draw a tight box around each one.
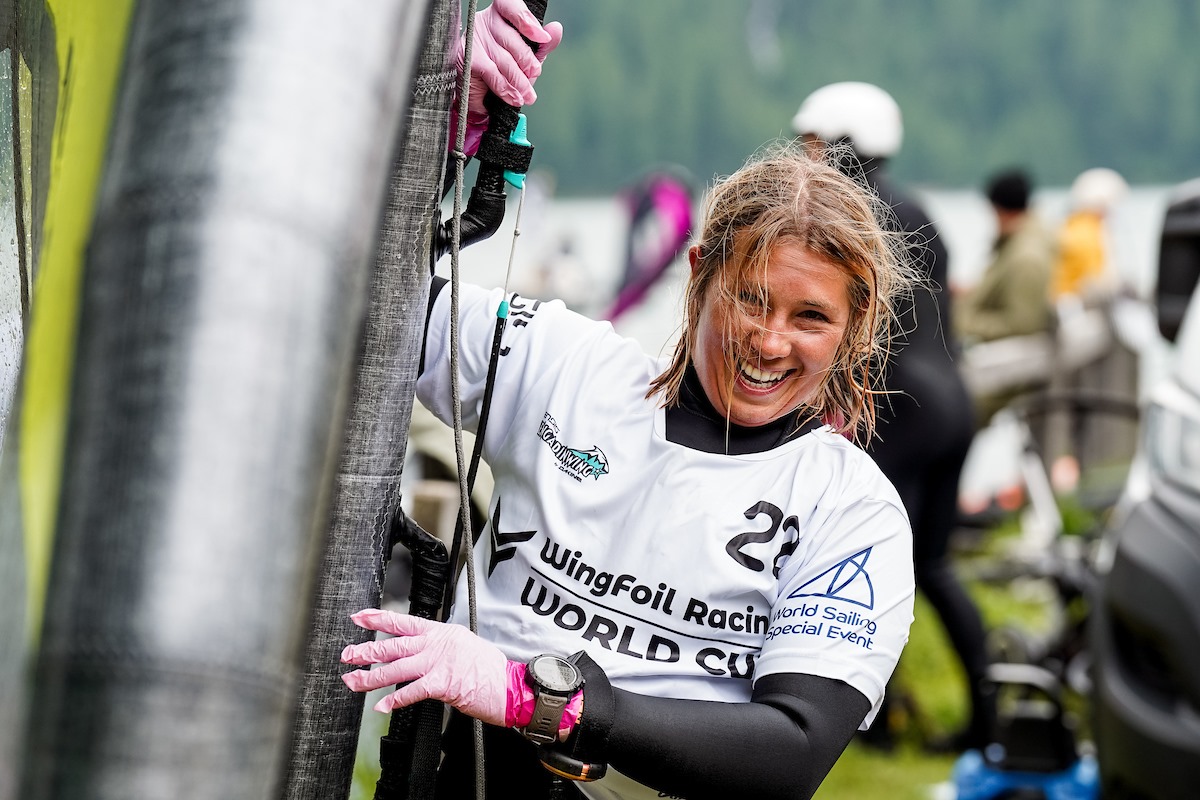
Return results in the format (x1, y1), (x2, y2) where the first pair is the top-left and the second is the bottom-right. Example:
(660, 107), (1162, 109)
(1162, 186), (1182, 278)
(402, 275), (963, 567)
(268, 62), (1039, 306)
(527, 654), (584, 695)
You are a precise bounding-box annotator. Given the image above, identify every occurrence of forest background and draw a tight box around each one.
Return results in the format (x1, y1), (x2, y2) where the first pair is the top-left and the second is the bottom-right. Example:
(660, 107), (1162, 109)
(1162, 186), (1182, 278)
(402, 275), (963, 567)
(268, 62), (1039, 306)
(527, 0), (1200, 195)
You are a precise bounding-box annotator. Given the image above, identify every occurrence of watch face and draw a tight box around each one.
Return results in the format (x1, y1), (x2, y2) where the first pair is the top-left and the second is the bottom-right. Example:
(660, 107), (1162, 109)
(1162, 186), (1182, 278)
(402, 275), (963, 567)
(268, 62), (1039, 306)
(530, 655), (581, 692)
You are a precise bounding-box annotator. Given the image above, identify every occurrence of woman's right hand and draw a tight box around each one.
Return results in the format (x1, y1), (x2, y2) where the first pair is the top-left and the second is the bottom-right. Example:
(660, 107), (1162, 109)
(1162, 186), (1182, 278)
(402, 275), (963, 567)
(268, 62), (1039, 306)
(341, 609), (510, 724)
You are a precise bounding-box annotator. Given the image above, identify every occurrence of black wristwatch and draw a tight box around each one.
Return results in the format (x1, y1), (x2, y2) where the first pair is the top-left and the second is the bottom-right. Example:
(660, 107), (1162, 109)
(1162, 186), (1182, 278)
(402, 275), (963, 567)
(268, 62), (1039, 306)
(520, 654), (584, 745)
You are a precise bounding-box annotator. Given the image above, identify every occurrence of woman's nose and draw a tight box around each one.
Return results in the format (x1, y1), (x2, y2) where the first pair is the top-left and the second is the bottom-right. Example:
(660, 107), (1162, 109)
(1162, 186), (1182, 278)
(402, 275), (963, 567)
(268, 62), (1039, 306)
(754, 320), (792, 360)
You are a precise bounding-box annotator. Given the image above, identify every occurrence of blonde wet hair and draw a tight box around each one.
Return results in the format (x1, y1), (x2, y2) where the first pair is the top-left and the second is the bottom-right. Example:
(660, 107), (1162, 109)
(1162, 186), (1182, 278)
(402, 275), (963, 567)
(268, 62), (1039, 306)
(648, 140), (914, 443)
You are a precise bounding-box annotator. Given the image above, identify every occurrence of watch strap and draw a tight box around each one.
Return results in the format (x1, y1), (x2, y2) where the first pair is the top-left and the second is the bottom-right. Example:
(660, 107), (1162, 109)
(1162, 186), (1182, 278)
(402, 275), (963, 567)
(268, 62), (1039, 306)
(524, 690), (570, 745)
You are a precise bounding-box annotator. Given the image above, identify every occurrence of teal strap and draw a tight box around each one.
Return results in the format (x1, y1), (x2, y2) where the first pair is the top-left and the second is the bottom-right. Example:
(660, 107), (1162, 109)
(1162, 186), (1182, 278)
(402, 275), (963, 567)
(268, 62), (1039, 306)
(503, 114), (531, 189)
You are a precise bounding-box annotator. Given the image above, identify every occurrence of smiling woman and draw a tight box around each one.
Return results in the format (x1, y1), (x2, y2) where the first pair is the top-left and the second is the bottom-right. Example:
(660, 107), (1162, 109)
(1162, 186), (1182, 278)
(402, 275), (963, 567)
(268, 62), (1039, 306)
(341, 124), (922, 799)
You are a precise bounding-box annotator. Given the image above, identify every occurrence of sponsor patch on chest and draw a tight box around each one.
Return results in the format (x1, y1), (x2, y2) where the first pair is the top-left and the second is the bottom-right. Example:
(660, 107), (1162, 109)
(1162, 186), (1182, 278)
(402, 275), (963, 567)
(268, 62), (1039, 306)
(538, 412), (609, 482)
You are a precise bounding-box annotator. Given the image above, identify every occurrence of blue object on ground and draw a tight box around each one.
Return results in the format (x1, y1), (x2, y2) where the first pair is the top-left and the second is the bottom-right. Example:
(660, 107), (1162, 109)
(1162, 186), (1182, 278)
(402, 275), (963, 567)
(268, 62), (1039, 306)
(952, 748), (1099, 800)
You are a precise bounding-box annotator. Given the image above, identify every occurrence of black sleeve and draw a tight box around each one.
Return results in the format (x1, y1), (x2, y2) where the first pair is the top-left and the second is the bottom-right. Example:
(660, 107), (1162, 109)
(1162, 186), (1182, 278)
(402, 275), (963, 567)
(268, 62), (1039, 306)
(557, 655), (871, 800)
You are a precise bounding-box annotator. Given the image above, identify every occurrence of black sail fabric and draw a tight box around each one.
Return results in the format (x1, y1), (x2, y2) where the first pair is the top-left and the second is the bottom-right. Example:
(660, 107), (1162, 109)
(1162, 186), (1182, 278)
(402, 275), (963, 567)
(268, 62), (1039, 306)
(19, 1), (431, 798)
(280, 1), (458, 798)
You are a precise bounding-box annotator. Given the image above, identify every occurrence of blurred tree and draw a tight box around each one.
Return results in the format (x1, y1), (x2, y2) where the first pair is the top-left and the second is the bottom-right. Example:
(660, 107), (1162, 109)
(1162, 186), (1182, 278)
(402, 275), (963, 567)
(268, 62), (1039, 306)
(526, 0), (1200, 194)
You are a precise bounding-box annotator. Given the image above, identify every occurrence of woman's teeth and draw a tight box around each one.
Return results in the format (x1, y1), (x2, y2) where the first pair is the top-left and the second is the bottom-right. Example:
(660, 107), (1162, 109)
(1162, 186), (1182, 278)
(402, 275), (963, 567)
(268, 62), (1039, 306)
(738, 360), (788, 386)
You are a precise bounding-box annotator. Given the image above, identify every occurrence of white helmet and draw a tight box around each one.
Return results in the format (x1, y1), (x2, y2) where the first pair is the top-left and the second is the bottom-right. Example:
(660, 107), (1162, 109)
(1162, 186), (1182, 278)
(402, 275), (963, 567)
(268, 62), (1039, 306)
(1069, 167), (1128, 213)
(790, 81), (903, 159)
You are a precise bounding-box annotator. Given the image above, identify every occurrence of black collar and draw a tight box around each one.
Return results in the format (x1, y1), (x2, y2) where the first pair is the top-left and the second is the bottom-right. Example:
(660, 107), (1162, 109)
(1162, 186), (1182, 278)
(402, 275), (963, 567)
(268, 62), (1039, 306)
(664, 365), (821, 455)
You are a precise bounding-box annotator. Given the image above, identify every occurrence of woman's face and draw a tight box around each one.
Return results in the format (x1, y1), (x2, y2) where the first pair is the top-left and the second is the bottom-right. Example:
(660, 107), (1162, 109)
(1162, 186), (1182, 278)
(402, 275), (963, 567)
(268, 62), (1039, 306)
(690, 240), (852, 428)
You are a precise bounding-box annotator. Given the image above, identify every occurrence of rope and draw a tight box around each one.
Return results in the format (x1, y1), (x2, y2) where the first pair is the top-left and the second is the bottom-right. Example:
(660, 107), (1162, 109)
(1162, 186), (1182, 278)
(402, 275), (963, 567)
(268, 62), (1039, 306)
(448, 7), (535, 797)
(446, 2), (487, 797)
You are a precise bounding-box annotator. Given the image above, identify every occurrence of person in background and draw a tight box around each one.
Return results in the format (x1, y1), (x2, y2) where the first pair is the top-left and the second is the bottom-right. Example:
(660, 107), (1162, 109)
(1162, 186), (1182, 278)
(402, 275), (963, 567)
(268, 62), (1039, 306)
(337, 6), (919, 797)
(1051, 167), (1129, 304)
(792, 82), (992, 752)
(956, 168), (1057, 424)
(1044, 167), (1131, 493)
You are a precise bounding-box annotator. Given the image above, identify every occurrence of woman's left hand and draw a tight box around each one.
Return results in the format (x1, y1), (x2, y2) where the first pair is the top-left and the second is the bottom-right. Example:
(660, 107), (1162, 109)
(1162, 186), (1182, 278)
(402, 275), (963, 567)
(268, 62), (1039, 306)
(341, 609), (508, 724)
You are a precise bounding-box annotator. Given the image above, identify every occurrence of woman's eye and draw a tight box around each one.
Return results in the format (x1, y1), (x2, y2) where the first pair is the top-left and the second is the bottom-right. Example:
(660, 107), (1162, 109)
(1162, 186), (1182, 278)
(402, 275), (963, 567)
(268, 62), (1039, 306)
(799, 309), (829, 323)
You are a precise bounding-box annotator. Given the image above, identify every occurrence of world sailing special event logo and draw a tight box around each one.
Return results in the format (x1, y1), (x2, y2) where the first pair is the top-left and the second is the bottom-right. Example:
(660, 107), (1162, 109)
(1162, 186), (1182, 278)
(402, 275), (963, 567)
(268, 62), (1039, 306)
(788, 547), (875, 610)
(538, 413), (609, 482)
(765, 547), (879, 651)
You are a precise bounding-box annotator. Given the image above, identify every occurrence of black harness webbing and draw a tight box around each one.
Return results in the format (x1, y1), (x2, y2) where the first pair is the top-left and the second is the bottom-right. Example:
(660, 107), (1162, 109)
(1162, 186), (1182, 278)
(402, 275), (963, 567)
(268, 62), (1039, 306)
(375, 513), (450, 800)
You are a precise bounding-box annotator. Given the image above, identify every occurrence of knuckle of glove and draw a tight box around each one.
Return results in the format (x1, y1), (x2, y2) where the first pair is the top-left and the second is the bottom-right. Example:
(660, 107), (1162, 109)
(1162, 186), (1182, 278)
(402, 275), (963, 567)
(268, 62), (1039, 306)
(357, 638), (393, 663)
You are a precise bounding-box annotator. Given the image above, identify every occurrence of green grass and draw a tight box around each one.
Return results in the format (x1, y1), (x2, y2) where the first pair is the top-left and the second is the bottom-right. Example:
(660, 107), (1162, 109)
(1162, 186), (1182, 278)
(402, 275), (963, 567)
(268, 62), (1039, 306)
(818, 744), (959, 800)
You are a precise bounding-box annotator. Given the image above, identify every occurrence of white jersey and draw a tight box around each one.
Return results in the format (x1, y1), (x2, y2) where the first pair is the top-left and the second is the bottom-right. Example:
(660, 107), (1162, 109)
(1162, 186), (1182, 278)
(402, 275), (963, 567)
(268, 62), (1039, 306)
(417, 285), (914, 800)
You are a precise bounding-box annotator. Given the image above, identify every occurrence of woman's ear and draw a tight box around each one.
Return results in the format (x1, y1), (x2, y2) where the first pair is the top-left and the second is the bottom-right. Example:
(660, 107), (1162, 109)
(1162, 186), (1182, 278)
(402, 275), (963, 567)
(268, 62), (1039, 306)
(688, 245), (701, 276)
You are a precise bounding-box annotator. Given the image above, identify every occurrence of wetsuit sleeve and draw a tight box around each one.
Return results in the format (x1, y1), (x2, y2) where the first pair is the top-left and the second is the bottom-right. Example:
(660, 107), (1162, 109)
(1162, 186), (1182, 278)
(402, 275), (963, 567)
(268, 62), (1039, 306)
(561, 655), (869, 800)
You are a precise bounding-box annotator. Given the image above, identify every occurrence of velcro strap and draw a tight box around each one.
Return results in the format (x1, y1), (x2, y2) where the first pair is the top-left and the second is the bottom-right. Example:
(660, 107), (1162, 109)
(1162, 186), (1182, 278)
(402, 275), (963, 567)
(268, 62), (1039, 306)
(476, 131), (534, 174)
(563, 651), (613, 762)
(376, 734), (411, 771)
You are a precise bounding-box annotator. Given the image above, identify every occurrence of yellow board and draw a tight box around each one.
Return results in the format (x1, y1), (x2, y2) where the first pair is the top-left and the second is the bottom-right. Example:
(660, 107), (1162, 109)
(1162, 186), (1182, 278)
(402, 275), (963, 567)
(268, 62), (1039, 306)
(17, 0), (136, 639)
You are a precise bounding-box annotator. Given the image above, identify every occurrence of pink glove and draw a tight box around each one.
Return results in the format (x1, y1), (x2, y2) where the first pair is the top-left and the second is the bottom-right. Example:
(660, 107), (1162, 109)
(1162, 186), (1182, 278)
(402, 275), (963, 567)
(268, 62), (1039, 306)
(341, 609), (509, 723)
(451, 0), (564, 156)
(341, 609), (581, 739)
